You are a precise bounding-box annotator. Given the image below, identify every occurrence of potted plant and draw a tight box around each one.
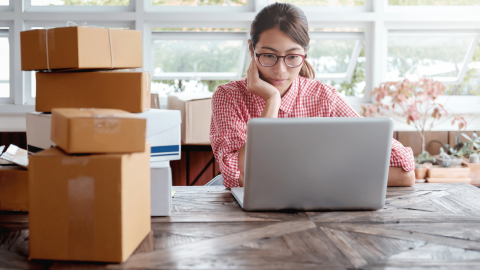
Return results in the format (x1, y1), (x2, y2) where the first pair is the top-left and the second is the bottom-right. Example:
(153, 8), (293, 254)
(361, 78), (467, 179)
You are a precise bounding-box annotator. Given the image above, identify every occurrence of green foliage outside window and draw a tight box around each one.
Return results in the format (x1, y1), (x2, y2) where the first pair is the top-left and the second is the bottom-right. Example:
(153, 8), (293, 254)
(323, 48), (365, 97)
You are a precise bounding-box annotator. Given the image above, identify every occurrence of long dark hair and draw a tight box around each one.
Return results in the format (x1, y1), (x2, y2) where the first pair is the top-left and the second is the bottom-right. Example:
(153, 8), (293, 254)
(250, 2), (315, 79)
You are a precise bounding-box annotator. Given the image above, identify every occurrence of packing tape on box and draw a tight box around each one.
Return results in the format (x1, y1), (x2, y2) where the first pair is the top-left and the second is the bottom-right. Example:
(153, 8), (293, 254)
(77, 108), (123, 134)
(68, 175), (95, 259)
(43, 22), (115, 71)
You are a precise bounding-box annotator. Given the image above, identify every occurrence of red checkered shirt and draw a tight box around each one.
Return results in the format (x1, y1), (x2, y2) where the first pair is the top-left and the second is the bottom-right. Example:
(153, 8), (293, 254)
(210, 75), (415, 188)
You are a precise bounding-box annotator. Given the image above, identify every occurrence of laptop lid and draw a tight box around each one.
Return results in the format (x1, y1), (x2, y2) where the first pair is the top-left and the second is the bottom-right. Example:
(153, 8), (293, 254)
(242, 117), (394, 211)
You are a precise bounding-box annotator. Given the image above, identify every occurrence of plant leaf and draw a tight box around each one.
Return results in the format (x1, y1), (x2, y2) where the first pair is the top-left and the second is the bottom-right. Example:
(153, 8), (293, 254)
(462, 133), (472, 141)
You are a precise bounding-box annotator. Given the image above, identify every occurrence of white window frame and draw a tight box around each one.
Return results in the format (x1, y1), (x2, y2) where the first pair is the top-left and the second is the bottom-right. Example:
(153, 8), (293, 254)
(151, 31), (248, 81)
(309, 32), (364, 83)
(0, 0), (479, 129)
(24, 0), (135, 12)
(387, 30), (480, 84)
(0, 27), (12, 104)
(146, 0), (255, 13)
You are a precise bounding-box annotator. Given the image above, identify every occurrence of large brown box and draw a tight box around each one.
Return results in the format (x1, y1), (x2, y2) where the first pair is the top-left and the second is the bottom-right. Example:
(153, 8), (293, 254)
(36, 71), (151, 113)
(167, 92), (212, 144)
(0, 166), (28, 211)
(21, 27), (142, 71)
(51, 108), (146, 154)
(28, 143), (151, 262)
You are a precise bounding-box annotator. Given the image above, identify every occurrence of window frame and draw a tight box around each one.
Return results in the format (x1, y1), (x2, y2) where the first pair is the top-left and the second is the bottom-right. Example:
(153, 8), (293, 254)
(308, 31), (364, 83)
(146, 0), (255, 13)
(24, 0), (135, 12)
(0, 27), (12, 104)
(151, 31), (249, 81)
(386, 30), (480, 84)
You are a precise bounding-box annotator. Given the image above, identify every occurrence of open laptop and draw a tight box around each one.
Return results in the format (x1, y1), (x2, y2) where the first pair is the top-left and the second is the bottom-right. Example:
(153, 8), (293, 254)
(231, 117), (394, 211)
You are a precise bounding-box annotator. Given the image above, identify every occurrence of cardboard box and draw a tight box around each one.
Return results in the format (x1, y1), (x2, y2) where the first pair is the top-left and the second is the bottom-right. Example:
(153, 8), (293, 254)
(0, 165), (29, 211)
(36, 71), (151, 113)
(151, 161), (172, 216)
(136, 109), (181, 162)
(28, 143), (151, 262)
(21, 27), (142, 71)
(167, 92), (212, 144)
(26, 112), (55, 154)
(52, 108), (146, 154)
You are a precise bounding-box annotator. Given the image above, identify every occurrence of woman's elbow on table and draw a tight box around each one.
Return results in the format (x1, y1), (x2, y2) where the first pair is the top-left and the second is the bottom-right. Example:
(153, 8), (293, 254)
(387, 167), (415, 187)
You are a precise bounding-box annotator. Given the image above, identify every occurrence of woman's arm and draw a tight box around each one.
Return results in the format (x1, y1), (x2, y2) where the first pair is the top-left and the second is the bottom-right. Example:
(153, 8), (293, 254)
(388, 167), (415, 187)
(238, 59), (281, 187)
(238, 97), (280, 187)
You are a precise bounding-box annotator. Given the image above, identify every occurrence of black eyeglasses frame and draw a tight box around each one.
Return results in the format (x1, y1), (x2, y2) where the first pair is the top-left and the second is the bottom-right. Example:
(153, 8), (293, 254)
(254, 52), (307, 68)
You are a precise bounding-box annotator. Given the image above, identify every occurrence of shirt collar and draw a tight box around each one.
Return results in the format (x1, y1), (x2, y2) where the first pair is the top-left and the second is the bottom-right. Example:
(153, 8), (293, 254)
(279, 76), (299, 114)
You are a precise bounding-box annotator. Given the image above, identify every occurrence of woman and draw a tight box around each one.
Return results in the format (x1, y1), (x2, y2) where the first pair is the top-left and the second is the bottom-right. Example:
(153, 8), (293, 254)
(209, 2), (415, 188)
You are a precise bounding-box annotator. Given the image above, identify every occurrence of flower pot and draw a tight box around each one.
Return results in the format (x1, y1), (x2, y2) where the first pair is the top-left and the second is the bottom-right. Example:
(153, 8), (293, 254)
(415, 167), (428, 180)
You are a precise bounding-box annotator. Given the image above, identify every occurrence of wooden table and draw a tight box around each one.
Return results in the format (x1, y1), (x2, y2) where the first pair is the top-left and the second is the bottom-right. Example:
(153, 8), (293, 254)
(2, 183), (480, 269)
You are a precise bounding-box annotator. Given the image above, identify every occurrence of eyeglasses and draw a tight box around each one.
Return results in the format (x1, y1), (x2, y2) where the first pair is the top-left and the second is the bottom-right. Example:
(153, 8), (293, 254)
(255, 52), (307, 68)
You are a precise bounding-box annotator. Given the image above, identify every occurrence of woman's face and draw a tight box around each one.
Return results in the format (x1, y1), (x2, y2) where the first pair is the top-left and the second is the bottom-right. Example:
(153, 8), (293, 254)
(249, 28), (306, 94)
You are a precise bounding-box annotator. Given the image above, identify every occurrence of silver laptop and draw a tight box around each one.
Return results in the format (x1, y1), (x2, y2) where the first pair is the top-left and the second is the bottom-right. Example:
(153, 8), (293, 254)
(231, 117), (394, 211)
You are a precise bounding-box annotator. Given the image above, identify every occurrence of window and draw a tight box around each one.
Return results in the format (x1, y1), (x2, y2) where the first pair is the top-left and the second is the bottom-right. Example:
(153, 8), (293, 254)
(151, 0), (247, 6)
(152, 29), (248, 95)
(0, 30), (9, 99)
(387, 31), (480, 95)
(272, 0), (365, 6)
(388, 0), (480, 6)
(30, 0), (130, 6)
(0, 0), (9, 5)
(308, 32), (364, 97)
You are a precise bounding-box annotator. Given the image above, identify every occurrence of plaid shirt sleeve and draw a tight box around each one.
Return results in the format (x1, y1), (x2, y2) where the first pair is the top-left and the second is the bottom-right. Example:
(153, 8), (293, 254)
(209, 86), (247, 188)
(328, 87), (415, 172)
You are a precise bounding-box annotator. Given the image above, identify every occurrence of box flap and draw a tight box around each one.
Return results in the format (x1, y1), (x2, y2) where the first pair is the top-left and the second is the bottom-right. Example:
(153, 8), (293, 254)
(136, 109), (181, 137)
(0, 145), (29, 168)
(168, 92), (213, 102)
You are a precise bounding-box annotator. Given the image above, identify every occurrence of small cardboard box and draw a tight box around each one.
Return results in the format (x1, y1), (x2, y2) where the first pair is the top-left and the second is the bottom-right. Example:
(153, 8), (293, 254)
(26, 112), (55, 154)
(136, 109), (181, 162)
(28, 143), (151, 262)
(0, 165), (29, 211)
(167, 92), (212, 144)
(36, 71), (151, 113)
(52, 108), (146, 154)
(151, 161), (172, 216)
(21, 27), (142, 71)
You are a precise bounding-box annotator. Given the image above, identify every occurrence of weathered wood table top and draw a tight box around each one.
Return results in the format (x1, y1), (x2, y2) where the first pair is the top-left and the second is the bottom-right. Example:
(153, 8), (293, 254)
(1, 183), (480, 269)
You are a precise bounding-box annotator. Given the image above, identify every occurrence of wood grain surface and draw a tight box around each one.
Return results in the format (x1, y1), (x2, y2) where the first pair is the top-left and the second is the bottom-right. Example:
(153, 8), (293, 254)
(1, 183), (480, 269)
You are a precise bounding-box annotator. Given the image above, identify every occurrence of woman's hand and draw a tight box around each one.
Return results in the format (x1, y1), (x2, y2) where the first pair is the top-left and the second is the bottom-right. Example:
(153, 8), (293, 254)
(246, 58), (280, 102)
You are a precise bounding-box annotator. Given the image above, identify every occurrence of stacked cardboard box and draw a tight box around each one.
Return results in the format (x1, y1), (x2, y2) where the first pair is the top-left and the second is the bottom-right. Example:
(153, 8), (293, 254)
(20, 26), (179, 262)
(29, 109), (151, 262)
(26, 108), (181, 218)
(21, 26), (150, 112)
